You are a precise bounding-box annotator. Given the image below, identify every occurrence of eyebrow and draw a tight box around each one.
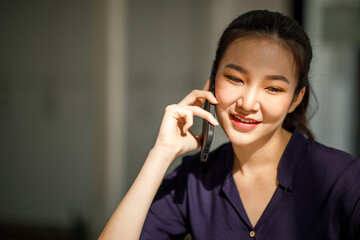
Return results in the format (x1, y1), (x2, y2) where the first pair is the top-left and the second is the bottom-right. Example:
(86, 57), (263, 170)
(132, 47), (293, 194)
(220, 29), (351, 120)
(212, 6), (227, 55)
(225, 63), (290, 84)
(264, 74), (290, 84)
(225, 63), (249, 75)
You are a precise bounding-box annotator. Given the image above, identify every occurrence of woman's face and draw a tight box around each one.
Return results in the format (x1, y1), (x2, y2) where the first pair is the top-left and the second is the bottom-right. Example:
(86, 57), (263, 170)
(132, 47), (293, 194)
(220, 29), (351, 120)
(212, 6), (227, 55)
(215, 37), (305, 148)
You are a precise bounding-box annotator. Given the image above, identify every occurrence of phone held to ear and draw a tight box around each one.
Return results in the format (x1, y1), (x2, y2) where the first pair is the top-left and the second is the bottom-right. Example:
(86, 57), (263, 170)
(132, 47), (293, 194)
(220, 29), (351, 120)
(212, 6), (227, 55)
(200, 79), (216, 162)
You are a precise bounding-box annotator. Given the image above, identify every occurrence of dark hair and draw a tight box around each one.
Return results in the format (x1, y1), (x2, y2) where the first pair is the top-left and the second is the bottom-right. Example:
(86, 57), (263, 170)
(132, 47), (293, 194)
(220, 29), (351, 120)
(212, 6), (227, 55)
(210, 10), (314, 139)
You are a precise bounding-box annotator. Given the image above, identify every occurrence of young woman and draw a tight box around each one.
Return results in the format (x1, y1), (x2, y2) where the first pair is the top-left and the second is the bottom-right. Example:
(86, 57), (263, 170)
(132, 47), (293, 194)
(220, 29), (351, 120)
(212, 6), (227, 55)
(99, 10), (360, 240)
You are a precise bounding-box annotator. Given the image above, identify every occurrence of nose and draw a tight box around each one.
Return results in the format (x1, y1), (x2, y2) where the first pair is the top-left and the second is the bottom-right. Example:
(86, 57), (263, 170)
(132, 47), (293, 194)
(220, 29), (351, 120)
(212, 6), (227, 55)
(236, 88), (260, 112)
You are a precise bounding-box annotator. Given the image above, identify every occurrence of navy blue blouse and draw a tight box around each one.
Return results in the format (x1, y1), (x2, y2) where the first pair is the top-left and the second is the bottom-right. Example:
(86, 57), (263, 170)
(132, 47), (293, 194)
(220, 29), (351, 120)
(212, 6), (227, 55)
(140, 129), (360, 239)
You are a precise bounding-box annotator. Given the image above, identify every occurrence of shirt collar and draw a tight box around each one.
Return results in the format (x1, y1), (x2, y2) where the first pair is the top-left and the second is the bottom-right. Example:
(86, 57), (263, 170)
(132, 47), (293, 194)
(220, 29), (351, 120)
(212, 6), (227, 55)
(222, 128), (307, 192)
(277, 128), (307, 191)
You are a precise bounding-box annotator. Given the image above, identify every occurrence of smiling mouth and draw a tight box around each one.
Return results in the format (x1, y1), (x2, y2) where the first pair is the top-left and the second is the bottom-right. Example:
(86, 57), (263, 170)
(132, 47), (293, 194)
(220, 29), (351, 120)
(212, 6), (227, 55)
(230, 114), (261, 124)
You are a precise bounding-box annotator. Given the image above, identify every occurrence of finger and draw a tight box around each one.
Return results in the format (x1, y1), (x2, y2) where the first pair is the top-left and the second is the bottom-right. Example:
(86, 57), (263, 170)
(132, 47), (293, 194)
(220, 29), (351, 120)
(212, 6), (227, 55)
(184, 105), (219, 126)
(179, 89), (218, 106)
(181, 109), (193, 133)
(165, 105), (194, 133)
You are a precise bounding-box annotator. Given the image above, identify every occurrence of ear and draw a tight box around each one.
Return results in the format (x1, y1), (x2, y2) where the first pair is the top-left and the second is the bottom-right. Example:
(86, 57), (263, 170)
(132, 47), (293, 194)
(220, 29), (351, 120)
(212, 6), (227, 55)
(288, 87), (306, 113)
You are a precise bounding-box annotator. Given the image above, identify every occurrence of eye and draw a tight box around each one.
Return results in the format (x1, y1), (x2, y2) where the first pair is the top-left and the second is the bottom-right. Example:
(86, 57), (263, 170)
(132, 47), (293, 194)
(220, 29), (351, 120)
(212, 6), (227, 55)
(224, 75), (244, 83)
(266, 87), (284, 93)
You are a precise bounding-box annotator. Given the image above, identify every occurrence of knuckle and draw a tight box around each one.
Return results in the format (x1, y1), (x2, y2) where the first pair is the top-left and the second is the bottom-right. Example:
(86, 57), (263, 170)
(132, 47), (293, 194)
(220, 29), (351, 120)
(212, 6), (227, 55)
(183, 108), (192, 115)
(196, 105), (206, 112)
(191, 89), (201, 95)
(187, 111), (194, 118)
(165, 104), (176, 112)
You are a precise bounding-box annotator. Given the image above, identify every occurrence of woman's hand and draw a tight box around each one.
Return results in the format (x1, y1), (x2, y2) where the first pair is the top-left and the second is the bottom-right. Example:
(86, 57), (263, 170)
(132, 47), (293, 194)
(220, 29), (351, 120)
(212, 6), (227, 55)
(153, 80), (219, 159)
(99, 80), (219, 240)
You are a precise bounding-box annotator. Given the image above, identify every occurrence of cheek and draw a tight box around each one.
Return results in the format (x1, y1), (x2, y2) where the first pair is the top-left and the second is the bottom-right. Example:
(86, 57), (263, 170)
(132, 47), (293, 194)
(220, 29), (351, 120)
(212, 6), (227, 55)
(215, 79), (238, 107)
(215, 79), (236, 126)
(261, 97), (293, 121)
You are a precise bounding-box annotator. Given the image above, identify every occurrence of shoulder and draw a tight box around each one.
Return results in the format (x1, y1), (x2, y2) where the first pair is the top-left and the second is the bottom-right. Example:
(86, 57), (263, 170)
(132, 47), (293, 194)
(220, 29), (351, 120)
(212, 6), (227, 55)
(300, 135), (360, 195)
(291, 129), (359, 192)
(287, 129), (359, 181)
(292, 132), (360, 236)
(306, 141), (360, 233)
(304, 137), (359, 173)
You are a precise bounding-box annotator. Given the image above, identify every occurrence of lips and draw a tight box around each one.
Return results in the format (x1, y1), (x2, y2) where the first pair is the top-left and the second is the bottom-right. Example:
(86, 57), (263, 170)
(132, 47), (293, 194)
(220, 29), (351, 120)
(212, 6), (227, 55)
(231, 114), (259, 123)
(230, 113), (261, 130)
(231, 114), (260, 123)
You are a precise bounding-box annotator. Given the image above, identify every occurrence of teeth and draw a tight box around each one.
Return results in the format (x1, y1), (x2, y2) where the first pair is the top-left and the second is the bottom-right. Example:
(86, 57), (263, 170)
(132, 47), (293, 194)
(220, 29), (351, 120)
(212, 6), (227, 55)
(233, 115), (257, 123)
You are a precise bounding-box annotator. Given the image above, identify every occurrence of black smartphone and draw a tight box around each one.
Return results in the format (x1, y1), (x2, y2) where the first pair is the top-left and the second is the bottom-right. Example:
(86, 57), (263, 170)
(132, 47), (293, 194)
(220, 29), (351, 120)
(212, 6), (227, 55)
(200, 78), (216, 162)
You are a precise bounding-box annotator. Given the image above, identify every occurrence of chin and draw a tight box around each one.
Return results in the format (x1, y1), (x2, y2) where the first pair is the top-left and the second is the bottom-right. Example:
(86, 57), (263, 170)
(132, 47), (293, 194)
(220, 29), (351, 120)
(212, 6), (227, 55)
(225, 130), (261, 147)
(222, 122), (285, 148)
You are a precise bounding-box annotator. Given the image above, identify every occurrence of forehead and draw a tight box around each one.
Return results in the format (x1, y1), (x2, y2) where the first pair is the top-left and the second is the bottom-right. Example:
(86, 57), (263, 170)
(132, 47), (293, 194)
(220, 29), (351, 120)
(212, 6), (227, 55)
(220, 37), (296, 80)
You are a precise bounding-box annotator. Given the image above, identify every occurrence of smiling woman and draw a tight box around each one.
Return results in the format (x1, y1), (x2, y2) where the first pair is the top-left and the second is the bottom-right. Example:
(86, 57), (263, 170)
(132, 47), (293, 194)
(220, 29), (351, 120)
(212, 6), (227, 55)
(99, 10), (360, 240)
(215, 38), (305, 149)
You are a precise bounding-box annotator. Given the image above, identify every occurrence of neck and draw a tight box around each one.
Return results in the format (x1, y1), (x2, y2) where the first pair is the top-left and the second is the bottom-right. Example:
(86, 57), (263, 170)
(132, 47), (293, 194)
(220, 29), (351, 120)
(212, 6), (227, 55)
(232, 128), (292, 175)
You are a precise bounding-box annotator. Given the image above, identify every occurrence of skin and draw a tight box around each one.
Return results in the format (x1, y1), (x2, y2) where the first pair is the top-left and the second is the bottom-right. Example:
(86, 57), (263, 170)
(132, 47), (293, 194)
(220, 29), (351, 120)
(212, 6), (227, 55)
(99, 82), (219, 240)
(215, 37), (305, 226)
(99, 37), (305, 239)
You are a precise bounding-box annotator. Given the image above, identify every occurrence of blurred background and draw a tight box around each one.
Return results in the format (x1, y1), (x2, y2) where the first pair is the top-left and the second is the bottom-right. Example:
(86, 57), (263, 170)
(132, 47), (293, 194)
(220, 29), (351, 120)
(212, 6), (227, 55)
(0, 0), (359, 239)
